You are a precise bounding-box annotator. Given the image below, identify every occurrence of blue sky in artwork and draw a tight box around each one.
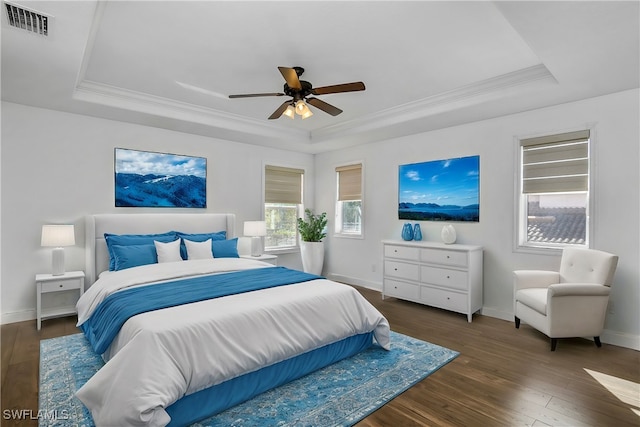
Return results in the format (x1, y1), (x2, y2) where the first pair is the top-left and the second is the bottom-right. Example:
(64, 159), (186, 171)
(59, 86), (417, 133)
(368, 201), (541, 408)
(115, 148), (206, 178)
(399, 156), (479, 206)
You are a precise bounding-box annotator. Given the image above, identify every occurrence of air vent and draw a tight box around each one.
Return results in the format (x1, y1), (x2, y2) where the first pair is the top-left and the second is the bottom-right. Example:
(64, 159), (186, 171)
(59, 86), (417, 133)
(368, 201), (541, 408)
(4, 2), (50, 36)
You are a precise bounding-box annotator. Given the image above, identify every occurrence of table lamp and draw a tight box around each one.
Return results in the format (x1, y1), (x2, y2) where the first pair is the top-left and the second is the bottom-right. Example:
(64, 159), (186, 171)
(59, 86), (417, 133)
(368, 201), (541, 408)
(243, 221), (267, 257)
(41, 224), (75, 276)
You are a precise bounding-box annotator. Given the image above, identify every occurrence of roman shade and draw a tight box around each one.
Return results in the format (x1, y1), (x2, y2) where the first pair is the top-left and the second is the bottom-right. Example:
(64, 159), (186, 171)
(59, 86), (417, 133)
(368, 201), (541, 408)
(265, 165), (303, 204)
(521, 130), (590, 194)
(336, 163), (362, 201)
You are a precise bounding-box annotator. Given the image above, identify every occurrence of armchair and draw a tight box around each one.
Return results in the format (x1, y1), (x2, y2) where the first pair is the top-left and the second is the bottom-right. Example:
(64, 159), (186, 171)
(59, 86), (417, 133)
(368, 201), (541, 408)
(513, 247), (618, 351)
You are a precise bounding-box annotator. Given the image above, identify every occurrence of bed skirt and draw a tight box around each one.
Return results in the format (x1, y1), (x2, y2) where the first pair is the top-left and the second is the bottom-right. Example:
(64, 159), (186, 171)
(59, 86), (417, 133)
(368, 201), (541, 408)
(166, 331), (375, 426)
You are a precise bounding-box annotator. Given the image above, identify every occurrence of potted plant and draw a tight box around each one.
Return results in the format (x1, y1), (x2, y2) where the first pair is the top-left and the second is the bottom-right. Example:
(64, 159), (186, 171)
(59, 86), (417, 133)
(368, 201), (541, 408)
(297, 209), (327, 275)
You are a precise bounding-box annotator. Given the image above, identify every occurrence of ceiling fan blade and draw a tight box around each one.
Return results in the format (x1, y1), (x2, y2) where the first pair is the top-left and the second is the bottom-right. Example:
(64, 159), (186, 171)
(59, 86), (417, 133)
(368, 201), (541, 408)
(229, 93), (284, 99)
(311, 82), (365, 95)
(306, 97), (343, 116)
(278, 67), (302, 90)
(268, 101), (292, 120)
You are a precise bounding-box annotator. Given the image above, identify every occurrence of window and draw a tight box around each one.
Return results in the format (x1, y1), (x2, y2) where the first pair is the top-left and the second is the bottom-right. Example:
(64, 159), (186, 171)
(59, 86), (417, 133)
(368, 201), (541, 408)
(335, 163), (363, 236)
(518, 130), (590, 249)
(264, 165), (303, 251)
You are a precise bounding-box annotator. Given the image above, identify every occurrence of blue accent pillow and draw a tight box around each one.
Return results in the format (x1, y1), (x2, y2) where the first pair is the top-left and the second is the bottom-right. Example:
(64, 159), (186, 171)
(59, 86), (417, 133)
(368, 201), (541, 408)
(211, 238), (239, 258)
(105, 232), (177, 271)
(111, 244), (157, 271)
(175, 231), (227, 260)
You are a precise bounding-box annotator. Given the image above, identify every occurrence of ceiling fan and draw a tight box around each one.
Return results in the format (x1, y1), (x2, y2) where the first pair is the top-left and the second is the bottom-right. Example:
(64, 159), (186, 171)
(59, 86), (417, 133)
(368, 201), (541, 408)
(229, 66), (365, 120)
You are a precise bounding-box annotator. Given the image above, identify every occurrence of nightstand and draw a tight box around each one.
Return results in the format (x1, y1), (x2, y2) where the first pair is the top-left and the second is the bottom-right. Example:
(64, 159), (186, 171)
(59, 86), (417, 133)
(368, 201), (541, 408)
(240, 254), (278, 265)
(36, 271), (85, 330)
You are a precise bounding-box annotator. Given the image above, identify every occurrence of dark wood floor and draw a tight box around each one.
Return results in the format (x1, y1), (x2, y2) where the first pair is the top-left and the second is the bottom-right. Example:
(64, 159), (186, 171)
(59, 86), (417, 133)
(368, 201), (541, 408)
(2, 286), (639, 426)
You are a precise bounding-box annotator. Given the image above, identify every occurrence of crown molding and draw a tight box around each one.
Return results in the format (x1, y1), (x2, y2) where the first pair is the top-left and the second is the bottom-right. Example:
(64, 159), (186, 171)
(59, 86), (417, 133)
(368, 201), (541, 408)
(72, 63), (555, 149)
(73, 80), (310, 142)
(311, 64), (557, 143)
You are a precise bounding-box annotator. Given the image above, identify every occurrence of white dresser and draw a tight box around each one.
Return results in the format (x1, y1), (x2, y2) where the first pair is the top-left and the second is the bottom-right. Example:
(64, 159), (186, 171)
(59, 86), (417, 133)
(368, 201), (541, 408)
(382, 240), (483, 322)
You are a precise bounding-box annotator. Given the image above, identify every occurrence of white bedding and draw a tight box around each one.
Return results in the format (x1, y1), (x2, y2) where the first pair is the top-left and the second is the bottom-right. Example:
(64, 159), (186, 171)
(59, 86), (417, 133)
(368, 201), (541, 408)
(75, 258), (390, 426)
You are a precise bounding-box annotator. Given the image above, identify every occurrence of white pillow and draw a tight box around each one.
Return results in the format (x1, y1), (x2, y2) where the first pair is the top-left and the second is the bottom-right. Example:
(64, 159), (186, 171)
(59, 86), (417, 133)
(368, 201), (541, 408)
(154, 239), (182, 263)
(184, 238), (213, 260)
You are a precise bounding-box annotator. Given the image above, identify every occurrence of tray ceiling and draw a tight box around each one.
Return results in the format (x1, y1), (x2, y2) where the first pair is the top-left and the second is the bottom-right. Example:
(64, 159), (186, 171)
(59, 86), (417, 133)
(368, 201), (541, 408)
(2, 1), (638, 153)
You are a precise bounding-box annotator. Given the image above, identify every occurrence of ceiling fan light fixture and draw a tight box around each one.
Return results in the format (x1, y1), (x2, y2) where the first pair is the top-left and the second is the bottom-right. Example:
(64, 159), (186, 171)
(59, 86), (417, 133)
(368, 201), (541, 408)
(282, 105), (295, 119)
(229, 66), (365, 120)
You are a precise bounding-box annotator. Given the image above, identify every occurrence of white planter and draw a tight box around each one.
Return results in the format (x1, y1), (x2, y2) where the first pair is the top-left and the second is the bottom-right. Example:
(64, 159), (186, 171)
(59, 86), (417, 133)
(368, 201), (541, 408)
(300, 241), (324, 275)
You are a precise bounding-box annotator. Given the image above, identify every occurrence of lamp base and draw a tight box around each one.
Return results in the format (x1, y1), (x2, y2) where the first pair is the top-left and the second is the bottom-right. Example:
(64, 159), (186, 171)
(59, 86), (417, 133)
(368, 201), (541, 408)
(51, 247), (65, 276)
(250, 236), (263, 257)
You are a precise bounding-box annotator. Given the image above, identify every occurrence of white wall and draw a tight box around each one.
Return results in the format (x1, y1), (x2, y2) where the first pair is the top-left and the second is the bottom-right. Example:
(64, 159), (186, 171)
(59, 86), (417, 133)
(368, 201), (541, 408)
(1, 102), (313, 323)
(315, 89), (640, 350)
(2, 91), (638, 350)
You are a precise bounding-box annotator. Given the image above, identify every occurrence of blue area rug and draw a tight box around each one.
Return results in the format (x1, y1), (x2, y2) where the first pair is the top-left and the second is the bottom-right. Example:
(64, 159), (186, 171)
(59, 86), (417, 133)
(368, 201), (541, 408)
(39, 331), (458, 426)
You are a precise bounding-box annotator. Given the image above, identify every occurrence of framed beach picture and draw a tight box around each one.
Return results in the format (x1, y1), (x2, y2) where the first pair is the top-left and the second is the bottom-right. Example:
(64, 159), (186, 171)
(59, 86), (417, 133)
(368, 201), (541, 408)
(398, 155), (479, 222)
(114, 148), (207, 208)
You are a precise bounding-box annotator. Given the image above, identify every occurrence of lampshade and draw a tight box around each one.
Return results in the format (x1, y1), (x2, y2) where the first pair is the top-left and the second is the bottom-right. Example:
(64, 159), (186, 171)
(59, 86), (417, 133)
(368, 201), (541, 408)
(244, 221), (267, 237)
(282, 105), (295, 119)
(41, 225), (75, 247)
(295, 100), (313, 117)
(301, 109), (313, 119)
(295, 100), (306, 115)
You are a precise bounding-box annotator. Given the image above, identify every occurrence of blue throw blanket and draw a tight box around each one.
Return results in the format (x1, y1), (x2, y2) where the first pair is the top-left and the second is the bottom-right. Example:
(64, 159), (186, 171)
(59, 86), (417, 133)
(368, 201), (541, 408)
(80, 267), (322, 354)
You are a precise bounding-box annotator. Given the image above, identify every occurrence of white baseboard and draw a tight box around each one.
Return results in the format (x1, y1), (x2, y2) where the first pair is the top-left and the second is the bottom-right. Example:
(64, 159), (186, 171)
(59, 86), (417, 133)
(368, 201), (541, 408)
(482, 307), (640, 351)
(601, 329), (640, 351)
(326, 273), (382, 292)
(480, 306), (513, 322)
(2, 309), (35, 325)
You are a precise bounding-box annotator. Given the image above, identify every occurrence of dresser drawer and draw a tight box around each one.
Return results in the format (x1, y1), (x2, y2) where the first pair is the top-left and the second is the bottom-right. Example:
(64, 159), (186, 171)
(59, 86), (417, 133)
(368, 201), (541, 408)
(420, 266), (468, 291)
(384, 245), (420, 261)
(384, 280), (420, 301)
(384, 260), (420, 281)
(421, 248), (468, 267)
(420, 286), (467, 313)
(40, 278), (82, 293)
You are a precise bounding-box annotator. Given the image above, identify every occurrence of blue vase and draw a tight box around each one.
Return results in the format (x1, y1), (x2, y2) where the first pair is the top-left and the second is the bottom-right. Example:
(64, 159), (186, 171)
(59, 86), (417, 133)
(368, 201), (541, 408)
(413, 224), (422, 241)
(401, 223), (414, 241)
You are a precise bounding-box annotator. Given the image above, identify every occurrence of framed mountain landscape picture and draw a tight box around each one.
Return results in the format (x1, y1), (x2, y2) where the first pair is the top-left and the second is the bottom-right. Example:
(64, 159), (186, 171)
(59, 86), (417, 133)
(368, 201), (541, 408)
(115, 148), (207, 208)
(398, 155), (479, 222)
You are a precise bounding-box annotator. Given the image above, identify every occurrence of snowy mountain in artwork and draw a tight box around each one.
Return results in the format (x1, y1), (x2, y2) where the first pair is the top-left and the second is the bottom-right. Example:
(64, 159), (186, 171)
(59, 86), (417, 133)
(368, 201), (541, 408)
(114, 148), (207, 208)
(115, 173), (206, 208)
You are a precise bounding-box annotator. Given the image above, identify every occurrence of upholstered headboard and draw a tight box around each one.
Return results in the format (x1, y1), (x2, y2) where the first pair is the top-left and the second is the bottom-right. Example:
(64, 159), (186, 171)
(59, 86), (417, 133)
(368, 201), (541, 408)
(85, 213), (235, 285)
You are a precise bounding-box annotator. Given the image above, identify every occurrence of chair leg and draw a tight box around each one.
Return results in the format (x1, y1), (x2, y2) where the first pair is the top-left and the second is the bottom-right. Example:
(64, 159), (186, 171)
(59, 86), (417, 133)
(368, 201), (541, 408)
(551, 338), (557, 351)
(515, 316), (520, 329)
(594, 337), (602, 347)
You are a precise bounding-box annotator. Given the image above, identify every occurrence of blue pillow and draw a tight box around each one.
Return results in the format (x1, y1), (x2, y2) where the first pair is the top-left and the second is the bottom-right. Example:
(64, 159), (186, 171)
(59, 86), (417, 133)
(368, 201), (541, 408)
(175, 231), (227, 259)
(111, 244), (157, 271)
(105, 232), (176, 271)
(211, 238), (239, 258)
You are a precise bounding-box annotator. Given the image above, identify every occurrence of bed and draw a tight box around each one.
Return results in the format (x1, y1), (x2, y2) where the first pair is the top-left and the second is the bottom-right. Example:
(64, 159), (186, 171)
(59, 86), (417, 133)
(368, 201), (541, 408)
(76, 213), (390, 426)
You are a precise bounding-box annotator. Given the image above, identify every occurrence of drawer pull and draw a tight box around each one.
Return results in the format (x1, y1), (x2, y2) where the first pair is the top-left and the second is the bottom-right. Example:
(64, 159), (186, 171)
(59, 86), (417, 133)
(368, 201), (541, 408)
(394, 268), (398, 271)
(446, 275), (450, 279)
(59, 284), (63, 288)
(446, 255), (450, 259)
